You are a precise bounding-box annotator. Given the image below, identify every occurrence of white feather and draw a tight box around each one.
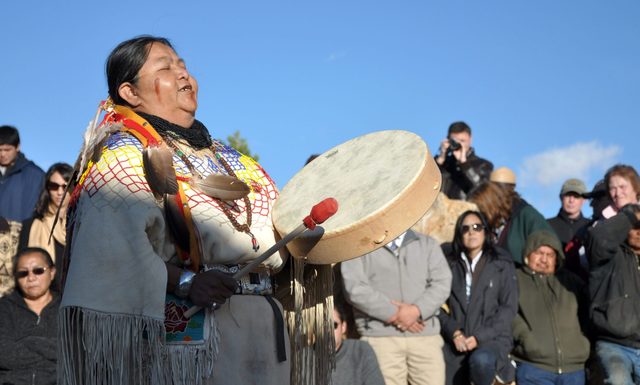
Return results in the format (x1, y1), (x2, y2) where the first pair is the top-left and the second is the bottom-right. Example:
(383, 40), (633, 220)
(75, 106), (121, 180)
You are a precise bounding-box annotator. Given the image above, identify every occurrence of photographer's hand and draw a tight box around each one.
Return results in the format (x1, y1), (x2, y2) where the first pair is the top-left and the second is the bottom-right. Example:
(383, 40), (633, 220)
(436, 139), (450, 165)
(453, 148), (467, 164)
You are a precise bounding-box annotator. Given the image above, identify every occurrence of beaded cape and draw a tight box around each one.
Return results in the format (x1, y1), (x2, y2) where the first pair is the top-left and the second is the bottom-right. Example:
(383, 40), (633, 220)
(58, 104), (284, 385)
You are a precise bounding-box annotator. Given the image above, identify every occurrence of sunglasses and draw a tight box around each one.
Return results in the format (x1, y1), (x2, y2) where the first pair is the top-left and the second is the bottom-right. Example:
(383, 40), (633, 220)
(15, 267), (49, 279)
(47, 181), (68, 191)
(462, 223), (485, 234)
(334, 321), (340, 330)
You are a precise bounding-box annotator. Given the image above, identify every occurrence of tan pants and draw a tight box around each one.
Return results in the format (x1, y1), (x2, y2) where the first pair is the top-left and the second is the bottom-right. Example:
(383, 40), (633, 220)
(362, 334), (445, 385)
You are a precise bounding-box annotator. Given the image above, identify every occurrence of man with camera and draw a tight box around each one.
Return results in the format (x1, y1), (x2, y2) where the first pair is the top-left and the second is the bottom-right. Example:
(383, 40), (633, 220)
(435, 121), (493, 200)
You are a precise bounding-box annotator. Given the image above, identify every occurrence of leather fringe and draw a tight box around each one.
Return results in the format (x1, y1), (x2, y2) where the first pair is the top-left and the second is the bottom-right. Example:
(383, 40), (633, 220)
(58, 307), (219, 385)
(58, 307), (165, 385)
(286, 259), (336, 385)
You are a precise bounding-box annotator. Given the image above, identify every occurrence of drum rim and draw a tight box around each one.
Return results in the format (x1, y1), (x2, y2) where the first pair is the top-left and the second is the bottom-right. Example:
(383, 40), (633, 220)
(273, 129), (427, 231)
(272, 129), (442, 264)
(286, 152), (441, 264)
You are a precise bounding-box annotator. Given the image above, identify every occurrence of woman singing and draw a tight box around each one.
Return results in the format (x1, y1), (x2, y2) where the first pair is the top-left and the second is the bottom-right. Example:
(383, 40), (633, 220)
(59, 36), (289, 385)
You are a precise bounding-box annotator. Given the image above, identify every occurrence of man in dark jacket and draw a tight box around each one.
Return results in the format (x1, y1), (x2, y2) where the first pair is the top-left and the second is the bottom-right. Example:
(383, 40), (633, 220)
(547, 178), (590, 246)
(435, 121), (493, 201)
(547, 178), (591, 280)
(588, 204), (640, 384)
(512, 230), (590, 384)
(0, 125), (44, 222)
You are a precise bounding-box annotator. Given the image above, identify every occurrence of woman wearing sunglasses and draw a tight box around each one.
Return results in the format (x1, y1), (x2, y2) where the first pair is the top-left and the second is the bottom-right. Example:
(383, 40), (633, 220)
(0, 247), (59, 385)
(18, 162), (72, 291)
(439, 210), (518, 385)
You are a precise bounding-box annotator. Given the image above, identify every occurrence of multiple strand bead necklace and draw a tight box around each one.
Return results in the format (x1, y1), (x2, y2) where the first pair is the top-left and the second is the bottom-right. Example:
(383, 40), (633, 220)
(163, 135), (259, 252)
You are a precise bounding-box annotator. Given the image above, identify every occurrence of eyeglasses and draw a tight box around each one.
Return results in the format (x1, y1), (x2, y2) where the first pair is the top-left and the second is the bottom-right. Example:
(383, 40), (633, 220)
(15, 267), (49, 279)
(461, 223), (485, 234)
(47, 181), (68, 191)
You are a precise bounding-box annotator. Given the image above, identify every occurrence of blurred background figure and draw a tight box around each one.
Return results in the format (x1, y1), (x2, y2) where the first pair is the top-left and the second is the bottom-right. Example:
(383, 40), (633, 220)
(547, 178), (591, 280)
(583, 180), (611, 223)
(600, 164), (640, 219)
(0, 247), (59, 385)
(490, 166), (517, 193)
(0, 125), (45, 222)
(331, 299), (385, 385)
(512, 230), (590, 385)
(18, 162), (73, 290)
(469, 182), (552, 265)
(547, 178), (590, 247)
(341, 230), (452, 385)
(588, 204), (640, 385)
(435, 121), (493, 201)
(0, 218), (21, 297)
(439, 210), (518, 385)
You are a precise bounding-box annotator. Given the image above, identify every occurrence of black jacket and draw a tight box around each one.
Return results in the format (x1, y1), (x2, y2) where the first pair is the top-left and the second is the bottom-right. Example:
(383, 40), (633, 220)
(439, 246), (518, 382)
(588, 210), (640, 348)
(548, 210), (592, 280)
(547, 210), (590, 247)
(437, 149), (493, 200)
(0, 291), (59, 385)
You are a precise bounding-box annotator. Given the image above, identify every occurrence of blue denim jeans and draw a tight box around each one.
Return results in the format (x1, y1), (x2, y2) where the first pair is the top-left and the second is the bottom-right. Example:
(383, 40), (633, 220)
(516, 361), (585, 385)
(468, 347), (497, 385)
(596, 340), (640, 385)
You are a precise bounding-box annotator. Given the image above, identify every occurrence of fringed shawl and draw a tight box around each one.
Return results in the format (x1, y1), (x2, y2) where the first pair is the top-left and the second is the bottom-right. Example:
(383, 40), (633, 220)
(59, 120), (282, 385)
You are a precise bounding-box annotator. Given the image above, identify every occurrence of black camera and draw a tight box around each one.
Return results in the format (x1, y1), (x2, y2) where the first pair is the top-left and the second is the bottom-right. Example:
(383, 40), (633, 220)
(448, 138), (462, 152)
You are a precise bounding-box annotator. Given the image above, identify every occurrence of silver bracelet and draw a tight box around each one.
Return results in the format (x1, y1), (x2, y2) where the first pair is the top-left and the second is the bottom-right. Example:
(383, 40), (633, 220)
(174, 270), (196, 299)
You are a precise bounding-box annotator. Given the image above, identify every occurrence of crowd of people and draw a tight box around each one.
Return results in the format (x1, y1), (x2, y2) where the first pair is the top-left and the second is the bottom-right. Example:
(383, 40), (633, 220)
(0, 36), (638, 385)
(334, 121), (640, 385)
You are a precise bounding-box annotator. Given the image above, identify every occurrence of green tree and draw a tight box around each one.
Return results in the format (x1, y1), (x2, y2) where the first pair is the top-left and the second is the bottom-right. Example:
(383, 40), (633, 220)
(225, 130), (259, 161)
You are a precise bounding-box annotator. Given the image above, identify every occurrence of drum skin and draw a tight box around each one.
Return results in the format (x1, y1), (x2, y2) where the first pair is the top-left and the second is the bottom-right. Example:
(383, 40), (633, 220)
(273, 130), (441, 264)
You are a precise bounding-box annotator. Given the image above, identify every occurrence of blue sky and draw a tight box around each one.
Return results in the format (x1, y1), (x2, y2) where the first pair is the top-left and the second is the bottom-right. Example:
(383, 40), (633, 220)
(2, 0), (638, 218)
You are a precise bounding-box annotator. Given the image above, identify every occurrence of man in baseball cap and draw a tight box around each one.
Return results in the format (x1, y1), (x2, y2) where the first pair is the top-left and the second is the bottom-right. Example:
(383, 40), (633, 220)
(547, 179), (590, 247)
(547, 178), (592, 280)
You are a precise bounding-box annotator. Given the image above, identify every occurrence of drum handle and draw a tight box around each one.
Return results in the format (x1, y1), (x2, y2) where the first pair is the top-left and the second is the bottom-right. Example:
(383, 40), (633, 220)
(183, 198), (338, 318)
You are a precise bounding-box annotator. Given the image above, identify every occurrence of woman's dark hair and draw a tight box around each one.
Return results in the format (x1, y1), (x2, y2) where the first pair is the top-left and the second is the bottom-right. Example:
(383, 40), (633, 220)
(334, 298), (349, 323)
(34, 162), (73, 219)
(106, 35), (173, 106)
(13, 247), (55, 293)
(451, 210), (495, 258)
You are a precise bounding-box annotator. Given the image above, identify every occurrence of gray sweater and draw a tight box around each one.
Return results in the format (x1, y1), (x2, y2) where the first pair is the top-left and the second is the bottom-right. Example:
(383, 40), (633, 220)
(341, 231), (452, 337)
(331, 339), (385, 385)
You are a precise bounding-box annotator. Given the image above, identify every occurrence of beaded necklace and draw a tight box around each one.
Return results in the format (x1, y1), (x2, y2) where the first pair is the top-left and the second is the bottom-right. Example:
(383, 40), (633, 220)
(163, 135), (259, 252)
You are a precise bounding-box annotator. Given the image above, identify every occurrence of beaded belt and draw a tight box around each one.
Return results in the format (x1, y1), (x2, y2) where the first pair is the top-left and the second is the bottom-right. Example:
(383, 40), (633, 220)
(203, 264), (273, 295)
(202, 263), (285, 362)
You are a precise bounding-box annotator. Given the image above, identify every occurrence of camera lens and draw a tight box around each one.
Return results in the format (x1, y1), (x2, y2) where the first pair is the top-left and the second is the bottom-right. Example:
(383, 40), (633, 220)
(449, 138), (461, 151)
